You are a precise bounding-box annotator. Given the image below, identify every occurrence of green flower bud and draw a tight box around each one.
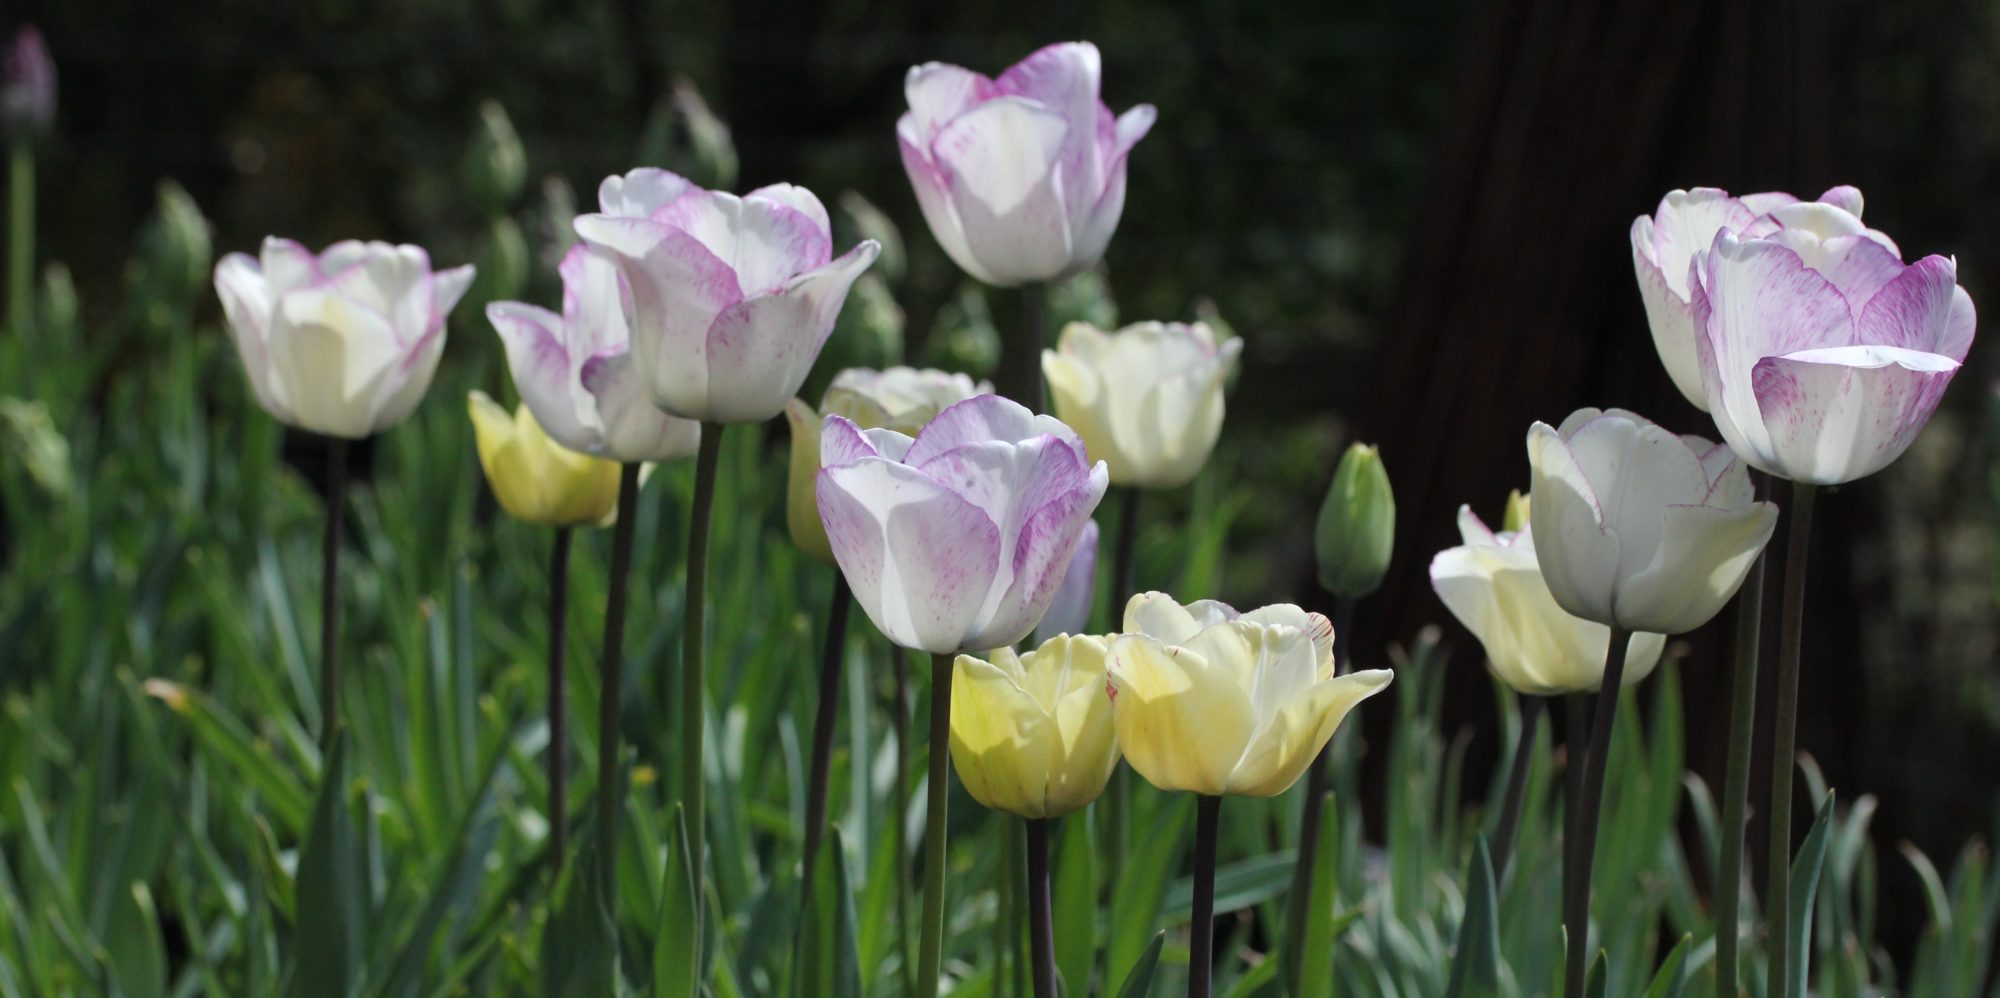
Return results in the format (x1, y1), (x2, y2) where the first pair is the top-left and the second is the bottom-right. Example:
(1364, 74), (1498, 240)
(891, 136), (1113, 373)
(1045, 269), (1117, 332)
(0, 397), (70, 499)
(1316, 442), (1395, 598)
(470, 215), (530, 309)
(463, 100), (527, 214)
(637, 75), (737, 191)
(838, 190), (906, 285)
(129, 180), (212, 309)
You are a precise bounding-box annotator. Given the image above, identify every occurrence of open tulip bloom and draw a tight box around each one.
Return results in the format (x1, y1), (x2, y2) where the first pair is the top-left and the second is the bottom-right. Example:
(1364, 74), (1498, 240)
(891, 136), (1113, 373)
(951, 634), (1119, 821)
(898, 42), (1156, 288)
(1631, 185), (1864, 410)
(1043, 320), (1243, 489)
(572, 168), (881, 425)
(487, 244), (701, 464)
(466, 391), (621, 529)
(1688, 199), (1975, 485)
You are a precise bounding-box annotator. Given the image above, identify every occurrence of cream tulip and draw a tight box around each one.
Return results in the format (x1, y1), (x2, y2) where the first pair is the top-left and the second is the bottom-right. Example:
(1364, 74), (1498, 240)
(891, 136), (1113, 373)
(1043, 320), (1243, 488)
(1431, 504), (1666, 695)
(468, 391), (622, 527)
(949, 634), (1120, 819)
(1106, 593), (1391, 797)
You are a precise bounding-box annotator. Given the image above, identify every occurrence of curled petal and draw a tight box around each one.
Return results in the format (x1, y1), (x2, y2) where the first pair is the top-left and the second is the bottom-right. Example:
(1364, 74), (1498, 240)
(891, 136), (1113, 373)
(697, 240), (879, 423)
(1615, 503), (1779, 634)
(1750, 345), (1960, 485)
(1525, 422), (1621, 626)
(1228, 670), (1392, 797)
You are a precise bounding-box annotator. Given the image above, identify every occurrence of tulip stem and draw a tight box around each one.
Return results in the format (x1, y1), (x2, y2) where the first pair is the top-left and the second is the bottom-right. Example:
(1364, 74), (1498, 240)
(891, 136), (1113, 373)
(546, 526), (573, 878)
(894, 646), (916, 997)
(1000, 283), (1046, 410)
(1560, 691), (1589, 954)
(1025, 818), (1057, 998)
(683, 424), (723, 936)
(9, 143), (32, 337)
(918, 652), (956, 998)
(1716, 484), (1769, 997)
(318, 436), (348, 752)
(801, 574), (852, 893)
(1103, 485), (1141, 903)
(597, 461), (640, 905)
(1283, 594), (1357, 992)
(1562, 630), (1629, 998)
(1765, 481), (1816, 998)
(1190, 795), (1222, 998)
(1489, 694), (1545, 877)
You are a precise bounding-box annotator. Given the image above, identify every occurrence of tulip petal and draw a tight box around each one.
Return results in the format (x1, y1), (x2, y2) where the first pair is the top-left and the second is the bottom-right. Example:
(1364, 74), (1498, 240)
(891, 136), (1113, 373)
(578, 351), (701, 462)
(820, 413), (914, 467)
(266, 289), (404, 439)
(933, 96), (1074, 287)
(975, 456), (1108, 649)
(1070, 103), (1156, 269)
(1749, 345), (1960, 484)
(1526, 422), (1621, 626)
(1855, 255), (1962, 354)
(655, 190), (832, 297)
(430, 264), (477, 331)
(574, 215), (742, 418)
(1122, 590), (1204, 642)
(369, 325), (447, 433)
(995, 41), (1105, 230)
(1616, 502), (1778, 633)
(748, 183), (832, 242)
(1943, 284), (1977, 363)
(598, 167), (698, 218)
(488, 301), (596, 452)
(698, 240), (879, 423)
(1107, 634), (1256, 795)
(1127, 334), (1239, 487)
(903, 62), (996, 143)
(818, 458), (1001, 654)
(906, 394), (1082, 463)
(1047, 673), (1119, 814)
(1228, 669), (1392, 797)
(215, 253), (290, 420)
(898, 118), (987, 285)
(260, 236), (324, 297)
(1237, 604), (1335, 669)
(1560, 413), (1710, 578)
(950, 653), (1057, 818)
(1632, 216), (1708, 410)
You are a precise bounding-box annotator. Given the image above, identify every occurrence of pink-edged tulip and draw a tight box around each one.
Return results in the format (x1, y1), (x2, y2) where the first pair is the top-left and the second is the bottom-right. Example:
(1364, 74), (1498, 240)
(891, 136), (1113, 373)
(816, 394), (1108, 654)
(1689, 200), (1976, 484)
(1033, 518), (1098, 644)
(1632, 186), (1867, 410)
(487, 244), (700, 463)
(572, 168), (880, 424)
(897, 42), (1156, 287)
(213, 237), (474, 439)
(3, 26), (54, 138)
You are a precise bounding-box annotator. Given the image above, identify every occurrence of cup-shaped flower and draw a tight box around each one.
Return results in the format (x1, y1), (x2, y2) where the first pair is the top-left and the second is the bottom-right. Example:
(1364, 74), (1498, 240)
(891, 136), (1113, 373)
(950, 634), (1119, 819)
(214, 237), (474, 439)
(1688, 200), (1975, 484)
(1033, 518), (1098, 645)
(1106, 593), (1392, 797)
(1631, 186), (1864, 409)
(2, 26), (54, 139)
(1431, 504), (1667, 695)
(898, 42), (1156, 287)
(816, 394), (1109, 654)
(572, 168), (881, 424)
(1042, 320), (1242, 488)
(1527, 408), (1778, 634)
(487, 245), (700, 464)
(467, 391), (621, 527)
(786, 367), (991, 563)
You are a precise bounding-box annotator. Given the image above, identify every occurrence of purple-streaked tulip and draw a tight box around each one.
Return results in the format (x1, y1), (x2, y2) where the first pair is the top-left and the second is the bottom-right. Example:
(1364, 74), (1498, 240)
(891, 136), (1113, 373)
(1632, 186), (1863, 409)
(1527, 408), (1777, 634)
(1689, 200), (1975, 484)
(487, 244), (700, 463)
(1033, 518), (1098, 644)
(214, 238), (474, 439)
(897, 42), (1156, 288)
(2, 27), (54, 138)
(572, 168), (880, 424)
(816, 394), (1109, 654)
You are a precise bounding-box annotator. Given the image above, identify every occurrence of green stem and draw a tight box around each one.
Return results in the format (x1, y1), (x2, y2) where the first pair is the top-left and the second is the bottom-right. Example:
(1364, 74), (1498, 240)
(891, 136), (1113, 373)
(1489, 694), (1546, 876)
(1716, 472), (1769, 997)
(1765, 482), (1817, 998)
(917, 652), (955, 998)
(1190, 795), (1222, 998)
(597, 462), (640, 905)
(1102, 486), (1141, 906)
(894, 646), (916, 998)
(801, 574), (852, 892)
(1560, 691), (1590, 957)
(9, 143), (32, 337)
(318, 437), (348, 751)
(1025, 819), (1057, 998)
(1000, 283), (1046, 410)
(1562, 629), (1630, 998)
(683, 424), (723, 935)
(546, 526), (573, 878)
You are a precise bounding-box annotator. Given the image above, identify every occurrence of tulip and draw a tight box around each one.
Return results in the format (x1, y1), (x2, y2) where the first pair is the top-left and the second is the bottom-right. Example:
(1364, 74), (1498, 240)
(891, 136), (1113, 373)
(1106, 592), (1392, 798)
(1043, 320), (1242, 489)
(1033, 519), (1097, 645)
(1526, 408), (1777, 635)
(785, 367), (990, 564)
(488, 244), (701, 463)
(1689, 199), (1975, 485)
(572, 168), (880, 424)
(817, 393), (1109, 655)
(950, 634), (1119, 819)
(1430, 504), (1666, 695)
(467, 391), (622, 528)
(213, 237), (475, 439)
(1631, 186), (1863, 409)
(1314, 442), (1395, 599)
(897, 42), (1156, 288)
(2, 27), (54, 139)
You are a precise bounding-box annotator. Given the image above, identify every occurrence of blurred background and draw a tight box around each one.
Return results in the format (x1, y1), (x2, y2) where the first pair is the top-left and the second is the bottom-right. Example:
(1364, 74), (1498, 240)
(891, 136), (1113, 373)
(11, 0), (2000, 969)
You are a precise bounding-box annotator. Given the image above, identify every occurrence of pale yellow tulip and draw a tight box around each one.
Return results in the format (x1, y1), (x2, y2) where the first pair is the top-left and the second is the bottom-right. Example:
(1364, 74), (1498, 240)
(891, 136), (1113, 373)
(468, 390), (621, 528)
(949, 634), (1120, 819)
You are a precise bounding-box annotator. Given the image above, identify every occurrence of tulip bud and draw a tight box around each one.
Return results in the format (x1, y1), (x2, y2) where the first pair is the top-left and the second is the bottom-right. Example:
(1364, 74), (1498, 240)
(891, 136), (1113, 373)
(637, 75), (737, 191)
(923, 284), (1000, 380)
(472, 215), (530, 309)
(1502, 489), (1530, 533)
(1315, 443), (1395, 598)
(1045, 269), (1118, 333)
(463, 100), (527, 215)
(2, 27), (55, 141)
(533, 176), (578, 271)
(36, 261), (74, 340)
(838, 191), (906, 286)
(951, 635), (1121, 819)
(0, 396), (70, 499)
(128, 180), (212, 314)
(468, 391), (622, 527)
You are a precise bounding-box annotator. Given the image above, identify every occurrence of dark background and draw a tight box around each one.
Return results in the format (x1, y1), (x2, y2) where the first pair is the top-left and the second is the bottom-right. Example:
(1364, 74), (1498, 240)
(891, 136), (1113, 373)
(18, 0), (2000, 962)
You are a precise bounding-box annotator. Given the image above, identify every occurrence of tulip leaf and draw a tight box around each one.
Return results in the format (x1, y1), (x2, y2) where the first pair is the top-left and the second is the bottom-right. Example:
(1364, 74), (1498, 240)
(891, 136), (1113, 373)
(103, 882), (167, 998)
(541, 817), (617, 997)
(1297, 793), (1341, 998)
(1112, 931), (1165, 998)
(1585, 949), (1608, 998)
(794, 823), (861, 998)
(1164, 852), (1297, 921)
(1107, 795), (1189, 984)
(1443, 836), (1501, 998)
(1640, 933), (1692, 998)
(1221, 948), (1280, 997)
(1054, 812), (1097, 997)
(655, 805), (699, 997)
(1785, 793), (1837, 997)
(291, 736), (363, 998)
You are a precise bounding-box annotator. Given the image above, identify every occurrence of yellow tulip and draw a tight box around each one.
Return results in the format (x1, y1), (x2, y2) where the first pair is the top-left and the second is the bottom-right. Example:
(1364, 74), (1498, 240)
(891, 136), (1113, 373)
(949, 634), (1120, 819)
(1106, 593), (1392, 797)
(468, 390), (621, 527)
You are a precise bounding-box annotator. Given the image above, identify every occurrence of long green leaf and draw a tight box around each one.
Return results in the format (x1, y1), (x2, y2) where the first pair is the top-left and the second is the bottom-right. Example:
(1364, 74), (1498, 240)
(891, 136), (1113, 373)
(1641, 933), (1691, 998)
(655, 805), (698, 998)
(1785, 793), (1837, 996)
(1443, 836), (1500, 998)
(290, 737), (362, 998)
(1298, 794), (1340, 998)
(1112, 932), (1165, 998)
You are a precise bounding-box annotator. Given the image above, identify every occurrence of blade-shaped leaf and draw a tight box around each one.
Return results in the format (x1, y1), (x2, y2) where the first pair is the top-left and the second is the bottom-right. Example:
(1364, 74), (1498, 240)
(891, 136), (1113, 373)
(1054, 812), (1097, 997)
(1112, 931), (1165, 998)
(1785, 793), (1837, 997)
(1298, 794), (1340, 998)
(655, 805), (698, 997)
(291, 736), (362, 998)
(1641, 933), (1691, 998)
(1444, 836), (1500, 998)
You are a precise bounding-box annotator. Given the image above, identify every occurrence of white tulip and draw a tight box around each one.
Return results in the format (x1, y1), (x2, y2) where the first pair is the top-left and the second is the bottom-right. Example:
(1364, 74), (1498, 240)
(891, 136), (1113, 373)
(1042, 320), (1242, 488)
